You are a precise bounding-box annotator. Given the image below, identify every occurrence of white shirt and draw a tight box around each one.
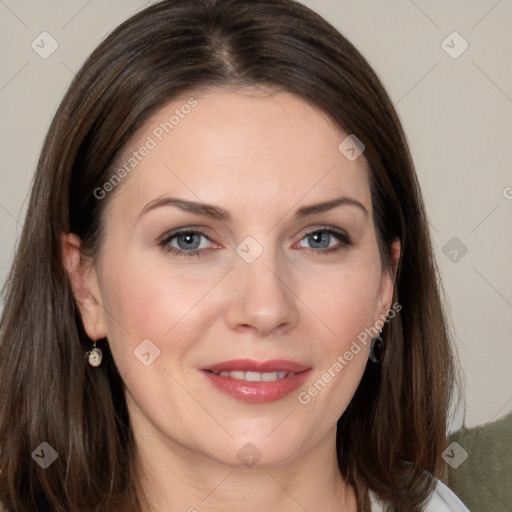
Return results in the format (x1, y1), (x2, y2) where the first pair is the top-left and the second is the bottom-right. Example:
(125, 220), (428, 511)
(370, 479), (469, 511)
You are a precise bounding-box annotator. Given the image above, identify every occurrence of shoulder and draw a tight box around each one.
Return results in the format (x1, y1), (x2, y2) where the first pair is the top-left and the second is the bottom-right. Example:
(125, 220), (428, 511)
(425, 479), (469, 511)
(370, 479), (469, 511)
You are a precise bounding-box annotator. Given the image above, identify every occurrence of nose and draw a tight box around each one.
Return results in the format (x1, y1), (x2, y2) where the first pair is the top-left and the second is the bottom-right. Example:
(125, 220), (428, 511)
(224, 248), (299, 337)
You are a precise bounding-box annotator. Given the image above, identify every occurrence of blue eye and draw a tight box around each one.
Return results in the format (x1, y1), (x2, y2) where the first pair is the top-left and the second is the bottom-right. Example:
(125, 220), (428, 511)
(159, 230), (213, 257)
(297, 228), (351, 253)
(159, 227), (351, 258)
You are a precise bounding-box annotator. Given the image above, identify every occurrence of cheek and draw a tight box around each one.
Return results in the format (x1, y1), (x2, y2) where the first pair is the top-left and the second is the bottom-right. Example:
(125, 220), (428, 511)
(97, 253), (220, 368)
(296, 318), (373, 431)
(302, 260), (382, 350)
(294, 259), (381, 416)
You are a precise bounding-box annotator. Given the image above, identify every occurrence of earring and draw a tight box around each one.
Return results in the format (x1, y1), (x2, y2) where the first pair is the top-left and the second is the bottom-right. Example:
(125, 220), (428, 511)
(369, 334), (384, 364)
(87, 340), (103, 367)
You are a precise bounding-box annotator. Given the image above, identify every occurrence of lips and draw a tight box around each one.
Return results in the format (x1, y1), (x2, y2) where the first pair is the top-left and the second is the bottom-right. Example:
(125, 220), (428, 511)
(201, 359), (312, 403)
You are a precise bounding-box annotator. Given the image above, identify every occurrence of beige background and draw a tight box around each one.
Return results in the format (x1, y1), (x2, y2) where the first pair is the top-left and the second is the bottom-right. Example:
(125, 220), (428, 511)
(0, 0), (511, 430)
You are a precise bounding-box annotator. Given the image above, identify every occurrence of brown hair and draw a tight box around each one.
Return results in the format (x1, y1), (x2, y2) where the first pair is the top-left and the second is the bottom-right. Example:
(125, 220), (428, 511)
(0, 0), (457, 510)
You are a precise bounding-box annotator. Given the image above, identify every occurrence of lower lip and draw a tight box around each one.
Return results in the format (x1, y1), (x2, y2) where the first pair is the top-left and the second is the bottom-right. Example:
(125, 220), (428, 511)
(202, 370), (312, 403)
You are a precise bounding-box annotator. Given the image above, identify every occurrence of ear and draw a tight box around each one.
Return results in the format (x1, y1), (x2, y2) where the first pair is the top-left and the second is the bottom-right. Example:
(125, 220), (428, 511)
(60, 233), (108, 341)
(376, 238), (401, 317)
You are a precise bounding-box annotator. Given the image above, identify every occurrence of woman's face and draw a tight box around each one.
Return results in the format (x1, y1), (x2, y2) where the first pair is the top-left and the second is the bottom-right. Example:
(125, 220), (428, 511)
(72, 87), (397, 469)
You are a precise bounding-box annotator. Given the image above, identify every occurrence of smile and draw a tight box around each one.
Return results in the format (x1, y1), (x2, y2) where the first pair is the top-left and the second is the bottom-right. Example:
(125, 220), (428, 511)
(201, 359), (311, 403)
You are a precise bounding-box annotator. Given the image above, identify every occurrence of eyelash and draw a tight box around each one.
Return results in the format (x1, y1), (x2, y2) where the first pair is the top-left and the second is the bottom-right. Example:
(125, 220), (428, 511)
(159, 227), (351, 258)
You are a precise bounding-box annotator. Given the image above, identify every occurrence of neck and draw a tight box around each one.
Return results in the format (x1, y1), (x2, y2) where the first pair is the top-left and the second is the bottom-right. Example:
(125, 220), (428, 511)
(129, 420), (356, 512)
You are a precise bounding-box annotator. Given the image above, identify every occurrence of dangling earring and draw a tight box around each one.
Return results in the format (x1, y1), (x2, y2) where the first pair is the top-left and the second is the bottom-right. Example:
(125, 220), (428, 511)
(87, 340), (103, 367)
(369, 332), (384, 364)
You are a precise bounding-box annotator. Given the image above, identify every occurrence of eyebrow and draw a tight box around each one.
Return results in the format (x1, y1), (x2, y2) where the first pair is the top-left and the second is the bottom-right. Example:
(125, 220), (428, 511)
(138, 195), (368, 221)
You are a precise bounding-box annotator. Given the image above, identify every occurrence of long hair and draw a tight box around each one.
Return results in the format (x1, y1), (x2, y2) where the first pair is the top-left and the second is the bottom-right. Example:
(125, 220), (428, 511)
(0, 1), (457, 510)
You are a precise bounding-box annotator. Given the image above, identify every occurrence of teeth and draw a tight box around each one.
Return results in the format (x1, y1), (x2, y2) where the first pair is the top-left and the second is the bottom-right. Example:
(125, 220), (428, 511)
(211, 370), (290, 381)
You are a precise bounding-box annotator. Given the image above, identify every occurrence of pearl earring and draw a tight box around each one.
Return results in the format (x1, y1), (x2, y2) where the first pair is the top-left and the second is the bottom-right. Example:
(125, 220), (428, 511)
(87, 341), (103, 367)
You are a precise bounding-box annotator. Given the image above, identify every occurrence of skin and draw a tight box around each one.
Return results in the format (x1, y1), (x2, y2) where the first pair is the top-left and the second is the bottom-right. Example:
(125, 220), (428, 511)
(62, 86), (400, 512)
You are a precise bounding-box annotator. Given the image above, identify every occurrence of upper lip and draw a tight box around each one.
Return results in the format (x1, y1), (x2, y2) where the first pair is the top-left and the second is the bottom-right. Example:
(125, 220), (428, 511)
(202, 359), (311, 373)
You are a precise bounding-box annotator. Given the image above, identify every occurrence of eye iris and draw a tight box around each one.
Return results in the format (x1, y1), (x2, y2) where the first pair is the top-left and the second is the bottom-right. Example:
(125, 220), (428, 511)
(177, 233), (201, 250)
(309, 231), (330, 249)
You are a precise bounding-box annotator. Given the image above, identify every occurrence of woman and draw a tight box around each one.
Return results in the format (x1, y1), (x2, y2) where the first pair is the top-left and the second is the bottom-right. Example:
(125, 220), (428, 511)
(0, 0), (468, 511)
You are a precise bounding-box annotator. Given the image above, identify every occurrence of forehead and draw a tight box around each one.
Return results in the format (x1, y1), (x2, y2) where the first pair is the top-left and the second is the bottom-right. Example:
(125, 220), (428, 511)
(108, 87), (371, 218)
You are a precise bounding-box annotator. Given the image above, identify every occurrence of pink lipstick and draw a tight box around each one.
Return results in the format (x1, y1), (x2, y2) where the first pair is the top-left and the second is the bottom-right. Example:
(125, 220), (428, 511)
(201, 359), (311, 403)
